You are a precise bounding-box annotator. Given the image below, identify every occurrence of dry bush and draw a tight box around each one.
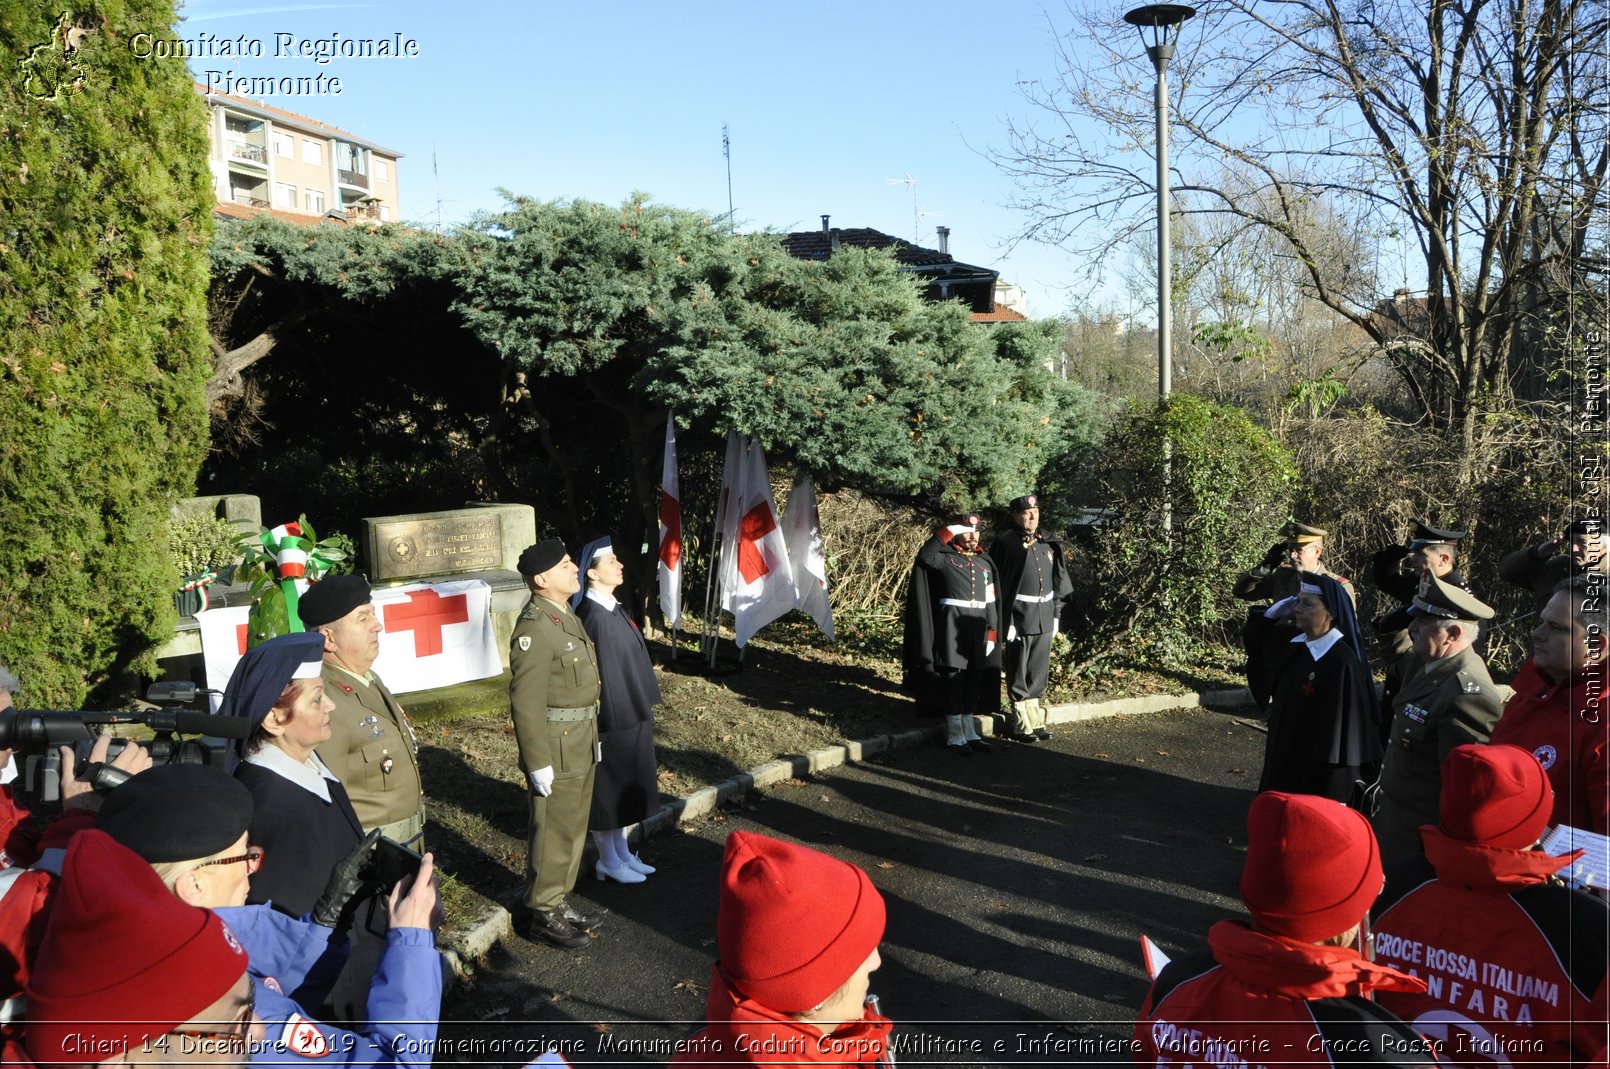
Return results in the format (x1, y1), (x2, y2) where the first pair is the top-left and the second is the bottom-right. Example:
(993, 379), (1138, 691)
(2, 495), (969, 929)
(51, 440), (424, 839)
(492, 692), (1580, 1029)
(1280, 402), (1579, 672)
(814, 490), (930, 618)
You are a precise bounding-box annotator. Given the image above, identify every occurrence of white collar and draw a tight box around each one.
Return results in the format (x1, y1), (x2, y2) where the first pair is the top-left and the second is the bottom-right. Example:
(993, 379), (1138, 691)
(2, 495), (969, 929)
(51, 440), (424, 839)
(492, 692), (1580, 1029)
(243, 744), (338, 803)
(585, 588), (619, 612)
(1290, 627), (1344, 661)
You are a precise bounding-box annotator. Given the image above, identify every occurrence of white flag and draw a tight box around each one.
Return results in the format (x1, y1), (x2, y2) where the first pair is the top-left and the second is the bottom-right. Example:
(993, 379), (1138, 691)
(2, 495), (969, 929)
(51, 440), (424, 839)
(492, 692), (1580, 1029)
(658, 414), (684, 628)
(782, 472), (833, 640)
(716, 434), (797, 647)
(197, 580), (503, 706)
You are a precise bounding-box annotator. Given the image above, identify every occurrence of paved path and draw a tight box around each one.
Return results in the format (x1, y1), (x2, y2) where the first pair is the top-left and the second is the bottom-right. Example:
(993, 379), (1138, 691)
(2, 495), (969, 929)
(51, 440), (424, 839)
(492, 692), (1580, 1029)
(434, 705), (1267, 1067)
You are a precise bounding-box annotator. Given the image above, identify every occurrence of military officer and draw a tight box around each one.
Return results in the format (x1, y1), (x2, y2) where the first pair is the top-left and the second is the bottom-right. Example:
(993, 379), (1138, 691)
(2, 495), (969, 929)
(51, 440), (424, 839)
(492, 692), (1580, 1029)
(1369, 573), (1503, 865)
(989, 493), (1073, 743)
(1369, 521), (1472, 734)
(510, 537), (604, 949)
(299, 574), (425, 847)
(1233, 521), (1355, 710)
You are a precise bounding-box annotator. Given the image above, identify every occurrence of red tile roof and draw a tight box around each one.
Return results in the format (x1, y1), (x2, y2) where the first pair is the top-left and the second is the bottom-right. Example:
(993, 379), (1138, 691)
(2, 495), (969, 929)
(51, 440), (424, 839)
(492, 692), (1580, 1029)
(970, 307), (1028, 322)
(212, 201), (348, 227)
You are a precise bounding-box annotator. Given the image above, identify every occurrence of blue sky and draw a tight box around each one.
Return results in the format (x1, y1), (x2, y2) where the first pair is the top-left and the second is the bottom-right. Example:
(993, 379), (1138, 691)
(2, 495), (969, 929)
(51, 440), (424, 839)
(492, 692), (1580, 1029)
(177, 0), (1140, 317)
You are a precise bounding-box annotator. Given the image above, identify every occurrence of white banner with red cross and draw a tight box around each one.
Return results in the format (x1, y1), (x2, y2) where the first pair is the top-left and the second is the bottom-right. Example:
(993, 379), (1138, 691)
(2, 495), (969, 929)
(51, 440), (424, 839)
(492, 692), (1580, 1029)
(196, 579), (503, 705)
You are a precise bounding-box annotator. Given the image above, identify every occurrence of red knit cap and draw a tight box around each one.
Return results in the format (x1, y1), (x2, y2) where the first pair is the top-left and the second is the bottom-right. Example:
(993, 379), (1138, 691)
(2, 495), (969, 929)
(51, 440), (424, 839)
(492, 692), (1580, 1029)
(1240, 792), (1382, 941)
(1439, 744), (1554, 848)
(25, 831), (249, 1066)
(716, 830), (886, 1013)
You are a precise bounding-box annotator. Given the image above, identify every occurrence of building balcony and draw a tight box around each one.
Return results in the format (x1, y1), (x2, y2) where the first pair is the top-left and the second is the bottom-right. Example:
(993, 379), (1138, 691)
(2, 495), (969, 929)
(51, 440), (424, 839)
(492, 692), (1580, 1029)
(227, 140), (267, 167)
(337, 168), (369, 191)
(230, 193), (269, 209)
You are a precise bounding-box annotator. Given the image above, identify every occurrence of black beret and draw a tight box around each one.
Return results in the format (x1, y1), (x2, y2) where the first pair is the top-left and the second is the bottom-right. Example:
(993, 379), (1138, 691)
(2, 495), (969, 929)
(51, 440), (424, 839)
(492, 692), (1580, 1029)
(944, 514), (980, 532)
(215, 631), (327, 736)
(517, 537), (567, 577)
(298, 574), (372, 629)
(99, 764), (254, 863)
(1009, 494), (1041, 513)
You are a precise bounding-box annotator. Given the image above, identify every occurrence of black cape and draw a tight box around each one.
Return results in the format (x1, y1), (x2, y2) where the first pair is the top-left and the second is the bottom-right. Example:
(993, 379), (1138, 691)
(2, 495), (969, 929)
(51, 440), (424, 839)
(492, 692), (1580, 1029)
(901, 535), (1002, 716)
(1260, 636), (1382, 801)
(576, 597), (665, 831)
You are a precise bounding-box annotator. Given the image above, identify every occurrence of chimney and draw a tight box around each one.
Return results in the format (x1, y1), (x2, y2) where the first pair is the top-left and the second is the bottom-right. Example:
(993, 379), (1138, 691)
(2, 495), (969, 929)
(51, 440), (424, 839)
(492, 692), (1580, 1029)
(936, 226), (950, 254)
(821, 214), (831, 233)
(1393, 287), (1411, 304)
(830, 228), (841, 252)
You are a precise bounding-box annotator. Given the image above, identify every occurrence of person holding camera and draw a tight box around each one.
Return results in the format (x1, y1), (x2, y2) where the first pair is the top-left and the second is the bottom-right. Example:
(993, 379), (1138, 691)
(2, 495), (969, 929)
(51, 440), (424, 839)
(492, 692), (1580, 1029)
(97, 763), (443, 1067)
(219, 632), (384, 1025)
(11, 829), (260, 1068)
(0, 662), (152, 869)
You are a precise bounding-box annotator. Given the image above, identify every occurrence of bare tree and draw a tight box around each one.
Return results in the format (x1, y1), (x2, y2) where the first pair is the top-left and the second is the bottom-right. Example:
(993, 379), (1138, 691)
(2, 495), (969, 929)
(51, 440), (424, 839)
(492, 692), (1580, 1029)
(997, 0), (1608, 475)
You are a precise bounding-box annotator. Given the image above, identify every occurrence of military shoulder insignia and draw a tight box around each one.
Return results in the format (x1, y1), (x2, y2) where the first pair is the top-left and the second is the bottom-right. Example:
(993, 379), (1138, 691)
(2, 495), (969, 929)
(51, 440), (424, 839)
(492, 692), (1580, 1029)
(518, 635), (532, 651)
(1462, 679), (1483, 694)
(336, 682), (354, 694)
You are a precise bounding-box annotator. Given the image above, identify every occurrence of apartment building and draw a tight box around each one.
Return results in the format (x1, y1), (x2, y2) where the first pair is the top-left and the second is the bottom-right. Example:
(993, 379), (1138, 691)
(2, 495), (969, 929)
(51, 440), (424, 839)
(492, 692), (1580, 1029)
(200, 85), (402, 224)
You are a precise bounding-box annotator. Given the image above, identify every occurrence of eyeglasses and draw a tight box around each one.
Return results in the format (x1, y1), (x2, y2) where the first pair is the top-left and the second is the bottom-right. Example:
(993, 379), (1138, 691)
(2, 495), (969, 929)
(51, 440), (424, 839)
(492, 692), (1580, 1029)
(196, 845), (266, 874)
(165, 985), (257, 1050)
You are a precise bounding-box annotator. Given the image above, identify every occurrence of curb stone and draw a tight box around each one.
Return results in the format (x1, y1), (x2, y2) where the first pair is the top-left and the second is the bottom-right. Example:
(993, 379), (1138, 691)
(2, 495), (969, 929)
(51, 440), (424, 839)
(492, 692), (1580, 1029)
(437, 684), (1254, 981)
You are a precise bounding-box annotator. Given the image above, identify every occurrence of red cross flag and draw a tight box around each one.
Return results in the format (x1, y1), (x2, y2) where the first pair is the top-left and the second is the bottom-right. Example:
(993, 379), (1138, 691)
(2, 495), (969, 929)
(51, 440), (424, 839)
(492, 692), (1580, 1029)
(658, 413), (683, 629)
(197, 578), (503, 705)
(716, 432), (798, 647)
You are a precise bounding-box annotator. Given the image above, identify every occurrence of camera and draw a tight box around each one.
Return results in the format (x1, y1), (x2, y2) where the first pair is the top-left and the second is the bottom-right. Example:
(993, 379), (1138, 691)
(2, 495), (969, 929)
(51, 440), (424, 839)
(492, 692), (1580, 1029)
(0, 703), (249, 805)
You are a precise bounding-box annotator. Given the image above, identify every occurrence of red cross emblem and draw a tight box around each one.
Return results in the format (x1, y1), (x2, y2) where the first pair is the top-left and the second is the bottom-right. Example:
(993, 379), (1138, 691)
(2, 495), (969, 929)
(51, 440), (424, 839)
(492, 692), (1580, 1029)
(737, 501), (777, 584)
(383, 589), (469, 657)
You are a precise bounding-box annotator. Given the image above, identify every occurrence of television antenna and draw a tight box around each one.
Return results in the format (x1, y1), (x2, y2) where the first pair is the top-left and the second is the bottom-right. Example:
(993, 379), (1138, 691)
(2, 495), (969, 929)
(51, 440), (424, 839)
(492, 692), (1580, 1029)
(884, 172), (941, 244)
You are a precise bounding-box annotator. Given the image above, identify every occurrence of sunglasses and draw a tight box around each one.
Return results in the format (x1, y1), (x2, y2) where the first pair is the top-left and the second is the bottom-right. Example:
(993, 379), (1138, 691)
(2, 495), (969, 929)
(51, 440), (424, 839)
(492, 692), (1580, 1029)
(195, 845), (266, 874)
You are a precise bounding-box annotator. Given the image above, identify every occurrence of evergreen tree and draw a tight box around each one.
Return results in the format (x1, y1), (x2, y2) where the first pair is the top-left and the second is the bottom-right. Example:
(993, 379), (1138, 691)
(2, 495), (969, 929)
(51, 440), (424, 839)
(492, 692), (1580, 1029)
(0, 2), (214, 705)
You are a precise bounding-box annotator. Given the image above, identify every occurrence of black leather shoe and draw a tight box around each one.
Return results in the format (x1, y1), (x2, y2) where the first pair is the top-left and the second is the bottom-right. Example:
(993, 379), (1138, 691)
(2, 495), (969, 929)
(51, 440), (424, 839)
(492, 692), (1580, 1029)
(521, 909), (592, 949)
(559, 899), (605, 929)
(967, 738), (993, 752)
(1034, 728), (1053, 740)
(945, 742), (972, 755)
(1010, 732), (1038, 744)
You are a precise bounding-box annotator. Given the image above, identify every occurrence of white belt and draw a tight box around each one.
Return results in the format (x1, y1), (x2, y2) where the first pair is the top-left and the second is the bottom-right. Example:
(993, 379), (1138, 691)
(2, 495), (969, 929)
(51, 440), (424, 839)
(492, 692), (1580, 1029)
(939, 598), (992, 610)
(0, 996), (24, 1024)
(1015, 592), (1054, 603)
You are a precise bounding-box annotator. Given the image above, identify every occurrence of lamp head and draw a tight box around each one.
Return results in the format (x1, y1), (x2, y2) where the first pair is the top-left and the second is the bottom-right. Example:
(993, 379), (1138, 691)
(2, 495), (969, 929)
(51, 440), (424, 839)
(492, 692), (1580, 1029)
(1124, 3), (1196, 66)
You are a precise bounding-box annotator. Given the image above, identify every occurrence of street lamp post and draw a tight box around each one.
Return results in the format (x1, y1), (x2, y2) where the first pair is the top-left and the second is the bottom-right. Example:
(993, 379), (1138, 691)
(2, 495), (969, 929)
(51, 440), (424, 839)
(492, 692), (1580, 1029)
(1124, 2), (1193, 537)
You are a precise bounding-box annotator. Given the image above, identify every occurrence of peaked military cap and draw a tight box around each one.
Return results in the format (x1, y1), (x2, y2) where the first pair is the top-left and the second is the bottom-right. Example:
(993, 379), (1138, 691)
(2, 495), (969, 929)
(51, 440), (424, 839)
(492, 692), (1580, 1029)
(1407, 520), (1466, 549)
(1008, 494), (1040, 513)
(1281, 521), (1328, 544)
(1408, 571), (1494, 622)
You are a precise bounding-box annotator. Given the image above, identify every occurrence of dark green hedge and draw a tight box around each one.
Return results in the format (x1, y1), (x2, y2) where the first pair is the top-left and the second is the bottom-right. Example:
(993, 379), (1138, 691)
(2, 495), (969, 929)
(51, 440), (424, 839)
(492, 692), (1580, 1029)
(0, 2), (213, 706)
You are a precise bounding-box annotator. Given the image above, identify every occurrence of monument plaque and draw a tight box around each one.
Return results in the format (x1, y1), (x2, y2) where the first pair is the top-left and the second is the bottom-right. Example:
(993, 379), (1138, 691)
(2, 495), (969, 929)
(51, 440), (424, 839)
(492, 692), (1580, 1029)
(370, 513), (504, 581)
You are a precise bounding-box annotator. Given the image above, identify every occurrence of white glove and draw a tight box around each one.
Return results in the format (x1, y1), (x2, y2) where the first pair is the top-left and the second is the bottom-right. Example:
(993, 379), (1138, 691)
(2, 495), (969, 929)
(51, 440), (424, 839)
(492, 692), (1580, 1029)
(1007, 624), (1018, 643)
(1052, 619), (1059, 637)
(529, 766), (555, 797)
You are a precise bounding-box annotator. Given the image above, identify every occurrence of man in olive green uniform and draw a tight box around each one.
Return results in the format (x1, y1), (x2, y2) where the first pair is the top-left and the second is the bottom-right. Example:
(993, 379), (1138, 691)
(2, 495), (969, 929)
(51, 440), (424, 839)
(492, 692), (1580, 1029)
(299, 574), (425, 847)
(1370, 573), (1503, 865)
(509, 537), (604, 949)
